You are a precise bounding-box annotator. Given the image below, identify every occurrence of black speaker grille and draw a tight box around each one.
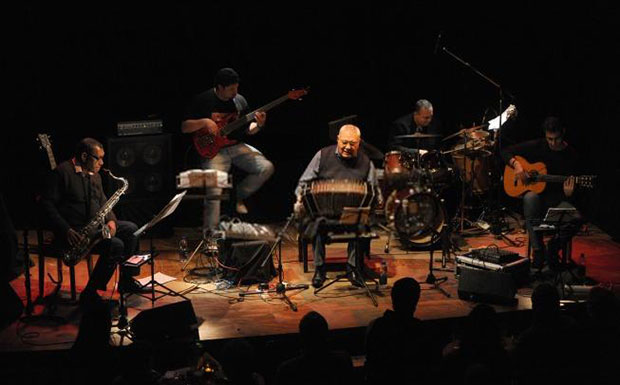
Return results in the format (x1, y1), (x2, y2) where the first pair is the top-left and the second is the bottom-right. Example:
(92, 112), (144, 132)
(106, 134), (173, 198)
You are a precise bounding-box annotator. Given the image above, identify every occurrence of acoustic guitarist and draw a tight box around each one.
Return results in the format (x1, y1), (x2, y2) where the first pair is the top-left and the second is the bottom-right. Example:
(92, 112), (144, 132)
(501, 116), (581, 270)
(182, 68), (275, 231)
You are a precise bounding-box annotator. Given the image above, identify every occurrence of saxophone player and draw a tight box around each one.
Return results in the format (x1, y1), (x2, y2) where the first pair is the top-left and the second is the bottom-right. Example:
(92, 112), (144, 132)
(41, 138), (140, 308)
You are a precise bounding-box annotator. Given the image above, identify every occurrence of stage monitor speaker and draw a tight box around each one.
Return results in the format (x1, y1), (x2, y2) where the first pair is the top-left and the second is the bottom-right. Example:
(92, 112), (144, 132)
(220, 239), (277, 285)
(106, 134), (173, 199)
(129, 300), (199, 342)
(457, 266), (517, 305)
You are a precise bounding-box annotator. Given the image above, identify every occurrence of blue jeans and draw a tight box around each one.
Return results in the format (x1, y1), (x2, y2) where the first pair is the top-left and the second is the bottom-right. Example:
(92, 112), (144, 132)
(200, 143), (274, 231)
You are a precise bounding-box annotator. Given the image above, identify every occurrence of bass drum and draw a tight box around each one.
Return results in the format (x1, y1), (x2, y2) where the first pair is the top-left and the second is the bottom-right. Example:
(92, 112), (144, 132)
(385, 187), (447, 249)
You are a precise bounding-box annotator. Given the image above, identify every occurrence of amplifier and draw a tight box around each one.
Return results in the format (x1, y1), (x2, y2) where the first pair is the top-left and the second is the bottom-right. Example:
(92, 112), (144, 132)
(456, 254), (530, 286)
(467, 247), (521, 264)
(117, 119), (163, 136)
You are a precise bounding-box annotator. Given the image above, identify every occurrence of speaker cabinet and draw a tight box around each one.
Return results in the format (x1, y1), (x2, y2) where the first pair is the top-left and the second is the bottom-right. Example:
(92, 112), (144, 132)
(129, 300), (198, 342)
(457, 266), (517, 305)
(105, 134), (174, 237)
(220, 239), (277, 285)
(106, 134), (173, 199)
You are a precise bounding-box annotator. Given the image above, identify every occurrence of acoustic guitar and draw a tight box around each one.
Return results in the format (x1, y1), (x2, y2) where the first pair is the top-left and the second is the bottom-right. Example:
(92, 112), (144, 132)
(192, 88), (308, 159)
(503, 155), (595, 197)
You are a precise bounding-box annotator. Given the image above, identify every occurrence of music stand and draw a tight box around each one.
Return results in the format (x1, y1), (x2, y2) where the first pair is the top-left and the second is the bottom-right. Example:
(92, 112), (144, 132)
(543, 207), (579, 224)
(132, 190), (191, 307)
(540, 207), (583, 297)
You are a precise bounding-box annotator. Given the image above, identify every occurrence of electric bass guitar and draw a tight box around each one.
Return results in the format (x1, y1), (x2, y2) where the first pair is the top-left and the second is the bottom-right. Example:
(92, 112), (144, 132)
(37, 133), (57, 170)
(503, 155), (595, 197)
(192, 88), (309, 159)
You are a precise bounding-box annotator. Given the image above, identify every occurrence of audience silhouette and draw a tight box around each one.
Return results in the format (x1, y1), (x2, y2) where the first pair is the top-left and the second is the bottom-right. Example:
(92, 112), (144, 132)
(275, 311), (354, 385)
(440, 303), (511, 385)
(364, 277), (435, 384)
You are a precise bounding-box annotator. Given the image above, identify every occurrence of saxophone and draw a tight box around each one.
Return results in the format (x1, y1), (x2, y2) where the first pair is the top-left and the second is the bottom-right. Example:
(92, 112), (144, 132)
(63, 169), (129, 266)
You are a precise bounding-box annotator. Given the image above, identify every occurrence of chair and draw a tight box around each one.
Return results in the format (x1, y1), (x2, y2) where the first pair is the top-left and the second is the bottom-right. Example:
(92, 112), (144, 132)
(298, 223), (378, 273)
(32, 200), (93, 304)
(299, 209), (381, 306)
(34, 228), (93, 302)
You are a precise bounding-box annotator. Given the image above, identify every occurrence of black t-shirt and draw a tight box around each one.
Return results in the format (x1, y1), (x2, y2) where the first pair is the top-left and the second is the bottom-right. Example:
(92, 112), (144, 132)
(184, 88), (249, 141)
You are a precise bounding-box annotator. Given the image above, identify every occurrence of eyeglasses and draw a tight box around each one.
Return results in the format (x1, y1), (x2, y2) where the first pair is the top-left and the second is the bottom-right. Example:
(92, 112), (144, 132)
(88, 153), (103, 162)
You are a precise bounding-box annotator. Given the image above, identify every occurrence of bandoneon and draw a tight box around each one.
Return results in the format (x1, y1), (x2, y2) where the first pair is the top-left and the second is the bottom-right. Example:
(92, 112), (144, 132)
(301, 179), (375, 219)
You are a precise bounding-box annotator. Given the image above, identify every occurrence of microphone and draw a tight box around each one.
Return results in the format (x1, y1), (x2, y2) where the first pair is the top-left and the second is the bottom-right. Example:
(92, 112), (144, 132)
(433, 31), (443, 54)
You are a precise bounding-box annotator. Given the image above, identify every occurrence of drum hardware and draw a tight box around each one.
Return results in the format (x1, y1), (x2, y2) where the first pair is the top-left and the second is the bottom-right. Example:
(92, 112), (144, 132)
(437, 40), (518, 243)
(394, 132), (441, 168)
(442, 126), (491, 233)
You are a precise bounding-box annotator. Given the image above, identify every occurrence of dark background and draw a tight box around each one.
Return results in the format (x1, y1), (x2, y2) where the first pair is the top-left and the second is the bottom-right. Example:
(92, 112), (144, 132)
(3, 3), (619, 239)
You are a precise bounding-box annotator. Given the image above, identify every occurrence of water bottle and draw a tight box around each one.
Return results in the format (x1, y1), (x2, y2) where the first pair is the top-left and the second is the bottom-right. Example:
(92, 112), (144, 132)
(179, 235), (188, 262)
(379, 260), (388, 287)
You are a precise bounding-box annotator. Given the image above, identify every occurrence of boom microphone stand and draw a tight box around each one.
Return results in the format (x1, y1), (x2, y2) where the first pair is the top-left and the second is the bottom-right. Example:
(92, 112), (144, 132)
(438, 43), (517, 245)
(237, 214), (309, 311)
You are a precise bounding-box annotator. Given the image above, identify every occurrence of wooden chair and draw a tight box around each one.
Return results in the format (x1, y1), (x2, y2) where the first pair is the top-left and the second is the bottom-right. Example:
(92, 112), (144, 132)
(34, 228), (93, 302)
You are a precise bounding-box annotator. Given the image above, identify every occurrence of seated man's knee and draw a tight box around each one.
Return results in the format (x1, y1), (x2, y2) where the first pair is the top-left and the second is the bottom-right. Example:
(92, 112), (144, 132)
(262, 159), (275, 178)
(523, 191), (539, 205)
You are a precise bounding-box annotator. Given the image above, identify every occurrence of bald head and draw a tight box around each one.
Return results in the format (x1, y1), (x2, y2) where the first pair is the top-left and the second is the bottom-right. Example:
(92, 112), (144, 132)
(337, 124), (361, 158)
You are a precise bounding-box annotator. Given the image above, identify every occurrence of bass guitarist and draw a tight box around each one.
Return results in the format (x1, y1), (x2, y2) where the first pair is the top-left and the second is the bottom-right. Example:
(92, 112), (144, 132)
(501, 116), (581, 270)
(182, 68), (274, 232)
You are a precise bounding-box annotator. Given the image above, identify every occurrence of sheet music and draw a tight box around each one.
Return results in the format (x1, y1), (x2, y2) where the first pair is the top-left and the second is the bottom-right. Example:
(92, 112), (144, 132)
(134, 190), (187, 236)
(487, 109), (510, 131)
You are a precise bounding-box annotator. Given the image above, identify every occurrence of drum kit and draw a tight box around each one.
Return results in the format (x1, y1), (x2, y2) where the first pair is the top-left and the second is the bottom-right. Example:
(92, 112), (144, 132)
(382, 127), (497, 249)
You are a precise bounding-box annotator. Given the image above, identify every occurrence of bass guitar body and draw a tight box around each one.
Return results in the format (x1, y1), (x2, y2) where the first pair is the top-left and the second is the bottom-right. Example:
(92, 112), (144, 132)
(192, 112), (238, 159)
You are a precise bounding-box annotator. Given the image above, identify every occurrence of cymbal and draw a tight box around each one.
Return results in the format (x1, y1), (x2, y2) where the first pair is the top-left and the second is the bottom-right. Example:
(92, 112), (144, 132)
(395, 132), (441, 139)
(442, 125), (488, 142)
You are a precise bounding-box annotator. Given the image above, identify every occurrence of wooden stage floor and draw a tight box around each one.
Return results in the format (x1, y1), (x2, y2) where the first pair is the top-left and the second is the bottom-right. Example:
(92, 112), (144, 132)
(2, 223), (619, 353)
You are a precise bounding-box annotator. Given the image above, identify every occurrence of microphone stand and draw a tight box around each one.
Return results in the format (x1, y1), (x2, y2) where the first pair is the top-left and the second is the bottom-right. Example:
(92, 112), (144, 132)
(438, 45), (517, 246)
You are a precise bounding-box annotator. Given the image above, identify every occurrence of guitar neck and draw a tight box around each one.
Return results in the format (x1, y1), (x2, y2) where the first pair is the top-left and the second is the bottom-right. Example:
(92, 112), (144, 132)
(536, 174), (567, 183)
(220, 94), (290, 136)
(47, 148), (57, 170)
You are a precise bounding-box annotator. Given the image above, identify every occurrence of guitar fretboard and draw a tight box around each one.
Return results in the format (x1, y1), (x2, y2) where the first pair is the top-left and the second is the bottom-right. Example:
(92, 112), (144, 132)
(221, 94), (290, 136)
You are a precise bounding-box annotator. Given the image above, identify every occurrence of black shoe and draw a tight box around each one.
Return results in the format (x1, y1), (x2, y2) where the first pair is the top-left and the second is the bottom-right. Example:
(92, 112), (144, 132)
(119, 278), (147, 294)
(347, 265), (365, 288)
(312, 266), (327, 288)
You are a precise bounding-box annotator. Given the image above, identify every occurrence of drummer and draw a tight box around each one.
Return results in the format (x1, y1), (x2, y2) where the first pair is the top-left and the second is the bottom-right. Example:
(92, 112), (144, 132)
(387, 99), (444, 155)
(294, 124), (380, 289)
